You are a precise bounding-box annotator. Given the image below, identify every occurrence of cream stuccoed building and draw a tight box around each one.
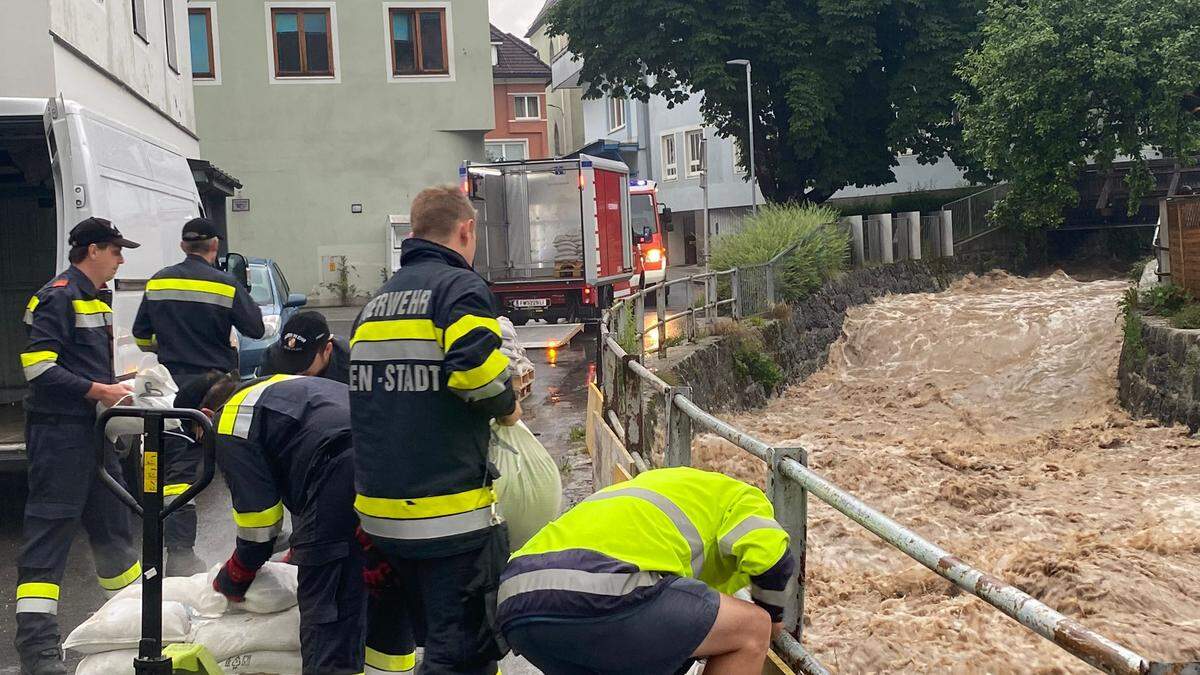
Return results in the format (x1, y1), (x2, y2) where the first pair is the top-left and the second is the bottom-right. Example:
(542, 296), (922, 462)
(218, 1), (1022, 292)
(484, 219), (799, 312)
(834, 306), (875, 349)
(188, 0), (494, 302)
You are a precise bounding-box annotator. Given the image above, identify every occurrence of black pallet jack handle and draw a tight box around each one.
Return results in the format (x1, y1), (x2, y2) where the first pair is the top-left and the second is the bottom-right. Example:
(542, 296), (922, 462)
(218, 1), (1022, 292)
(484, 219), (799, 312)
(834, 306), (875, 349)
(96, 407), (217, 675)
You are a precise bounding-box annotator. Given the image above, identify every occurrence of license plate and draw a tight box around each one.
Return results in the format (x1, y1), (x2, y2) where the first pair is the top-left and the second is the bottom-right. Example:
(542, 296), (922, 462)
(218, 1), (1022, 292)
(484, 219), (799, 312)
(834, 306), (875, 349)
(513, 298), (549, 309)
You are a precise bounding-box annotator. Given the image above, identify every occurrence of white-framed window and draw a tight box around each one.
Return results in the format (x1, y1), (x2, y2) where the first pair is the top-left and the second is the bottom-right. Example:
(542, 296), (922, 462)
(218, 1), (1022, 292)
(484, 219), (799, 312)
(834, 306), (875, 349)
(164, 0), (178, 73)
(513, 95), (540, 120)
(382, 1), (455, 82)
(485, 140), (528, 162)
(685, 129), (705, 178)
(661, 133), (677, 181)
(264, 1), (342, 84)
(609, 97), (626, 132)
(189, 3), (221, 84)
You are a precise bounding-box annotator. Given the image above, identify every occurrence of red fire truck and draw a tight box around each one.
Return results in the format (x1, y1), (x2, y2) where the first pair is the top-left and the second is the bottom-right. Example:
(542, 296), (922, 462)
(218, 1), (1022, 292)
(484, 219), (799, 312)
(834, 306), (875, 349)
(629, 179), (671, 298)
(461, 155), (636, 324)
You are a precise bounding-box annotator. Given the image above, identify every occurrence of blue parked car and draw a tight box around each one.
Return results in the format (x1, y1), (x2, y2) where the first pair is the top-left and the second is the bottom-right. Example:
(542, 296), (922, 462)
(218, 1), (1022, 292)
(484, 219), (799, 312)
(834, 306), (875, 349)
(237, 257), (307, 378)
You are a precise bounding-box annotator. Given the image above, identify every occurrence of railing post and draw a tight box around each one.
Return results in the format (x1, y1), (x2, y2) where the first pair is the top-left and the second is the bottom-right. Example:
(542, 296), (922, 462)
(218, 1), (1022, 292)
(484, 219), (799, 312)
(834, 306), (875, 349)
(706, 275), (717, 322)
(731, 268), (742, 320)
(622, 354), (643, 456)
(656, 283), (667, 359)
(664, 386), (692, 467)
(685, 277), (697, 343)
(769, 446), (808, 640)
(634, 292), (646, 359)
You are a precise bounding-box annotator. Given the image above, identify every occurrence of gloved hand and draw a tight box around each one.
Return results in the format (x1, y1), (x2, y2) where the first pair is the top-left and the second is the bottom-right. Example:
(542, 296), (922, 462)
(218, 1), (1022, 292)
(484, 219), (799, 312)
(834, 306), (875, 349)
(355, 526), (393, 595)
(212, 552), (257, 602)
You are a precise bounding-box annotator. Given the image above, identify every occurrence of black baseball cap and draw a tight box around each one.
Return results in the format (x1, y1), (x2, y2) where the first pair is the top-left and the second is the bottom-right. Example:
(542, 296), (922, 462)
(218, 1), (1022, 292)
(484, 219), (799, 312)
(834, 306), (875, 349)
(69, 217), (140, 249)
(266, 311), (331, 374)
(182, 217), (222, 242)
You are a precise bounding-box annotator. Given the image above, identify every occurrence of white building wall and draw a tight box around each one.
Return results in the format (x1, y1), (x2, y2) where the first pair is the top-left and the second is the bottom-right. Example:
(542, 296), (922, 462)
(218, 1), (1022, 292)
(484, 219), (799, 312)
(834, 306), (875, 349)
(0, 0), (199, 156)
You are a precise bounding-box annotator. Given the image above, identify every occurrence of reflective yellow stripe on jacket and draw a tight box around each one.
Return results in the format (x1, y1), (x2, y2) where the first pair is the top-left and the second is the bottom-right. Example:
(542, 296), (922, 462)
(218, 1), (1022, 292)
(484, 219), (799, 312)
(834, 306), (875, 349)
(19, 350), (58, 381)
(146, 278), (237, 308)
(350, 319), (445, 362)
(365, 646), (417, 674)
(217, 374), (299, 439)
(233, 501), (285, 543)
(355, 486), (495, 542)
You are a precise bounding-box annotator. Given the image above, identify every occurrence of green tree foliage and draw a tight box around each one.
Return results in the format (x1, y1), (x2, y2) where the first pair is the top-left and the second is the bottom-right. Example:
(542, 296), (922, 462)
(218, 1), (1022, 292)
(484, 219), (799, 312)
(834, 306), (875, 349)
(708, 203), (847, 302)
(957, 0), (1200, 230)
(546, 0), (985, 203)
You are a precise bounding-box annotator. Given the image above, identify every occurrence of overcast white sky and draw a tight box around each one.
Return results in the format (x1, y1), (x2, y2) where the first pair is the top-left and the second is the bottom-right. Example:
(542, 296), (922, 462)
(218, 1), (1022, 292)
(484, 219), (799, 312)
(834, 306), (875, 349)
(488, 0), (541, 40)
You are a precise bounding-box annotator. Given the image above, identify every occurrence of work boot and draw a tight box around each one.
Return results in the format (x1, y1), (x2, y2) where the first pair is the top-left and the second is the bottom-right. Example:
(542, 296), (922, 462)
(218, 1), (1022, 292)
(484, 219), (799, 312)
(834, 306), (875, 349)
(20, 646), (67, 675)
(165, 547), (208, 577)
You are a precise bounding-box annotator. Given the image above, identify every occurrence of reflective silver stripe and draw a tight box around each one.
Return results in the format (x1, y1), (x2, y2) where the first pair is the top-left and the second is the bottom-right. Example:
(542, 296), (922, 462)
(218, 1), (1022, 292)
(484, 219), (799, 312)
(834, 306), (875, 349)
(237, 522), (283, 543)
(229, 383), (275, 439)
(352, 340), (445, 362)
(718, 515), (785, 556)
(455, 371), (510, 403)
(586, 487), (706, 576)
(75, 312), (113, 328)
(15, 598), (57, 614)
(22, 310), (33, 325)
(357, 506), (493, 541)
(145, 289), (235, 308)
(497, 569), (663, 606)
(751, 580), (794, 609)
(23, 362), (55, 380)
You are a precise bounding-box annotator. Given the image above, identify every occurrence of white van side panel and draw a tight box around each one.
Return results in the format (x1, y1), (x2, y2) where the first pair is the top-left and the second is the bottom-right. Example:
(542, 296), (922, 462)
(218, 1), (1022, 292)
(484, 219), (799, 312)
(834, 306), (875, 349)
(48, 100), (201, 378)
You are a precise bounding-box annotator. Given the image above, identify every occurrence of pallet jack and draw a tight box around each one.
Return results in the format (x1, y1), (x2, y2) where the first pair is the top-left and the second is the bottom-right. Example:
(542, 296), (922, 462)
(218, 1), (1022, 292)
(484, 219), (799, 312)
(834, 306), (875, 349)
(96, 407), (223, 674)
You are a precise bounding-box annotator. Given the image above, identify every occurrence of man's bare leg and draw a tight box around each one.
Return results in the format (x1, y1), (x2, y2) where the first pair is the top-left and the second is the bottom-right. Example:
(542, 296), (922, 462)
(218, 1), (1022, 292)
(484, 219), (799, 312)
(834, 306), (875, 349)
(690, 593), (772, 675)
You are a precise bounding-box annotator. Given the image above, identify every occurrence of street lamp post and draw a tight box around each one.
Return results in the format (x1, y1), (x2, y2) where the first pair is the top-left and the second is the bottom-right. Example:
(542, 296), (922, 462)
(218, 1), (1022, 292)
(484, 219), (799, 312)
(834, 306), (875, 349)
(726, 58), (757, 214)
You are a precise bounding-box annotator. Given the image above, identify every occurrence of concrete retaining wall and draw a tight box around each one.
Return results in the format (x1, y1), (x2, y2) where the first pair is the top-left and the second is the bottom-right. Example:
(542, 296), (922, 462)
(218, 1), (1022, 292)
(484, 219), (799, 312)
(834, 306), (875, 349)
(1118, 314), (1200, 432)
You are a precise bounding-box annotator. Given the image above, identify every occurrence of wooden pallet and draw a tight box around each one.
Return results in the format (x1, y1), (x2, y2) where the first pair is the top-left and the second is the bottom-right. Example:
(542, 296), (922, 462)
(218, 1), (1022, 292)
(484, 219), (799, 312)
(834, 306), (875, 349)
(514, 365), (535, 402)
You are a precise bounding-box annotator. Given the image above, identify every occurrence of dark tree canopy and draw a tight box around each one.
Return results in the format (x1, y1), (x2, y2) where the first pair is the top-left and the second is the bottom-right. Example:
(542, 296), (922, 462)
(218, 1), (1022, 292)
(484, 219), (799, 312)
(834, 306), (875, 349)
(546, 0), (985, 203)
(957, 0), (1200, 230)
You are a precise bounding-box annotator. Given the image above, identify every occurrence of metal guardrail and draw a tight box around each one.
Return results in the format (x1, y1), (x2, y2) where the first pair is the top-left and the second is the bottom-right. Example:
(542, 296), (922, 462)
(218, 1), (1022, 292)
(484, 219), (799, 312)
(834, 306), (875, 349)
(945, 183), (1011, 243)
(597, 257), (1183, 674)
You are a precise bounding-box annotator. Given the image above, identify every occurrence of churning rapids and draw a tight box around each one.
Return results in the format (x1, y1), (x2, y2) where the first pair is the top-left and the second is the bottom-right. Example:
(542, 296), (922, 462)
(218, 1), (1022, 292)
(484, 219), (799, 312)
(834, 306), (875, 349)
(694, 271), (1200, 673)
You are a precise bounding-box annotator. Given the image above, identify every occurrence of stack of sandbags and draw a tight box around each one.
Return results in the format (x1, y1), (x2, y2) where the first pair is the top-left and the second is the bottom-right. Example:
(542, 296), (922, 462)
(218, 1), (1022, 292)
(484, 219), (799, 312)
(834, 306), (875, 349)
(552, 232), (584, 263)
(70, 562), (302, 675)
(498, 315), (535, 384)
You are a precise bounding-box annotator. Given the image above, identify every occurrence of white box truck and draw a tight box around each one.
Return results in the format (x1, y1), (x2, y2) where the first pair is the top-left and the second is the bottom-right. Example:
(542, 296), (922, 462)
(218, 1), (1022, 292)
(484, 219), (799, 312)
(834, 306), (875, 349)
(0, 97), (203, 469)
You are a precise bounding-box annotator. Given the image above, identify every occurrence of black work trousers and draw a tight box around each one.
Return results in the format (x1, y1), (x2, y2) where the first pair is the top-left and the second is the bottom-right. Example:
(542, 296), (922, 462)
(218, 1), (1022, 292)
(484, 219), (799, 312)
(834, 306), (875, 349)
(369, 534), (505, 675)
(162, 364), (217, 550)
(15, 415), (138, 658)
(293, 449), (368, 674)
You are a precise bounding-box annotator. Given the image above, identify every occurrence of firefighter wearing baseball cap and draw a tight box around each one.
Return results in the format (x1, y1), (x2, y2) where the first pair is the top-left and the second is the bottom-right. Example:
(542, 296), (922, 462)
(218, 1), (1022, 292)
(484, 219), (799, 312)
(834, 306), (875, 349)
(132, 217), (264, 575)
(15, 218), (143, 675)
(260, 311), (351, 384)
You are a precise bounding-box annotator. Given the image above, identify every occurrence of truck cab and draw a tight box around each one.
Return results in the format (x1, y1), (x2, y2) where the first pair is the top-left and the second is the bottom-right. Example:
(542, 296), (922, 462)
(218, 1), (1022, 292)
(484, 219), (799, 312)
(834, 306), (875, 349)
(629, 180), (670, 289)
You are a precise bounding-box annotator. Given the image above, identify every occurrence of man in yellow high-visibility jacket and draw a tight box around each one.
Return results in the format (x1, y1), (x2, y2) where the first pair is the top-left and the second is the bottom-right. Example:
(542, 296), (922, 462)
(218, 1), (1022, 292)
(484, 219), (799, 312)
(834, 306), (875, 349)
(497, 467), (797, 675)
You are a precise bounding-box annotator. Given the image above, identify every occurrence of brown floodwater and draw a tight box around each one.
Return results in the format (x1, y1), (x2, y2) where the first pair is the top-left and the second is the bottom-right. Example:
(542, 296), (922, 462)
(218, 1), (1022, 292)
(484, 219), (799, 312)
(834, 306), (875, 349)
(693, 271), (1200, 673)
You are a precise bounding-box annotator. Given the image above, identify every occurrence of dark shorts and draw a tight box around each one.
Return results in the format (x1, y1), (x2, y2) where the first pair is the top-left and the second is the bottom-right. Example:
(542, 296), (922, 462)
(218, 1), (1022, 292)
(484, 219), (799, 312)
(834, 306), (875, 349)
(503, 576), (720, 675)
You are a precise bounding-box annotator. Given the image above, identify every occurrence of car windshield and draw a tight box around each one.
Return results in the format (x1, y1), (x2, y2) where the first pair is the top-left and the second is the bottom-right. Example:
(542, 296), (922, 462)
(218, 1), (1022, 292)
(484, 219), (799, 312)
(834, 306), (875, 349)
(631, 193), (657, 237)
(249, 265), (273, 306)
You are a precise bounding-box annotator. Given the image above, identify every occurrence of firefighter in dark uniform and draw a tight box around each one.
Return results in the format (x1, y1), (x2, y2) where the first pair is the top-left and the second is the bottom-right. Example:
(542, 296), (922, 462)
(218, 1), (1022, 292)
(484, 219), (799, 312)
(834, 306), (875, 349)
(132, 217), (264, 575)
(351, 186), (521, 675)
(15, 218), (142, 675)
(259, 311), (351, 384)
(174, 372), (385, 675)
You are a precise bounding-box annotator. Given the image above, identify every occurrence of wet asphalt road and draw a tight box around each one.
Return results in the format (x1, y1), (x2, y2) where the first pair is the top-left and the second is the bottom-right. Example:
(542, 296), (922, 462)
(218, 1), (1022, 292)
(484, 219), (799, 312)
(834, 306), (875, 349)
(0, 311), (594, 673)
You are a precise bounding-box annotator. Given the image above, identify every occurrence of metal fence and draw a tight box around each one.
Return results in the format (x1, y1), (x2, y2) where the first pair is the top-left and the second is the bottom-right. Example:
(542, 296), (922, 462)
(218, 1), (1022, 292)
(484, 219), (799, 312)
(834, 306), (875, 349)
(597, 257), (1183, 674)
(945, 183), (1011, 243)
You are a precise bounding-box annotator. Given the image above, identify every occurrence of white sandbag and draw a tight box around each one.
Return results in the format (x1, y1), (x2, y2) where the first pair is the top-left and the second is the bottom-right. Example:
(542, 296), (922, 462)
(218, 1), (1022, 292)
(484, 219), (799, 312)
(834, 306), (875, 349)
(64, 599), (190, 655)
(206, 561), (298, 615)
(76, 649), (137, 675)
(490, 420), (562, 549)
(115, 571), (228, 618)
(217, 650), (303, 675)
(191, 607), (301, 660)
(99, 355), (182, 442)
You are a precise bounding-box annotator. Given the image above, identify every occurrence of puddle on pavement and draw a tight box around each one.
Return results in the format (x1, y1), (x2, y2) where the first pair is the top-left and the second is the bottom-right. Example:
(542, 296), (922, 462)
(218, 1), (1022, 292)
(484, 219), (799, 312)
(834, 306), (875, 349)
(694, 271), (1200, 671)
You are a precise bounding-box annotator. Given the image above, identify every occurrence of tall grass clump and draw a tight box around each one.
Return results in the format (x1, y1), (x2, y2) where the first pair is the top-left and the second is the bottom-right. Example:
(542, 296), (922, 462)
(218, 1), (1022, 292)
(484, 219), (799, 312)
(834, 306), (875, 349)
(708, 203), (847, 302)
